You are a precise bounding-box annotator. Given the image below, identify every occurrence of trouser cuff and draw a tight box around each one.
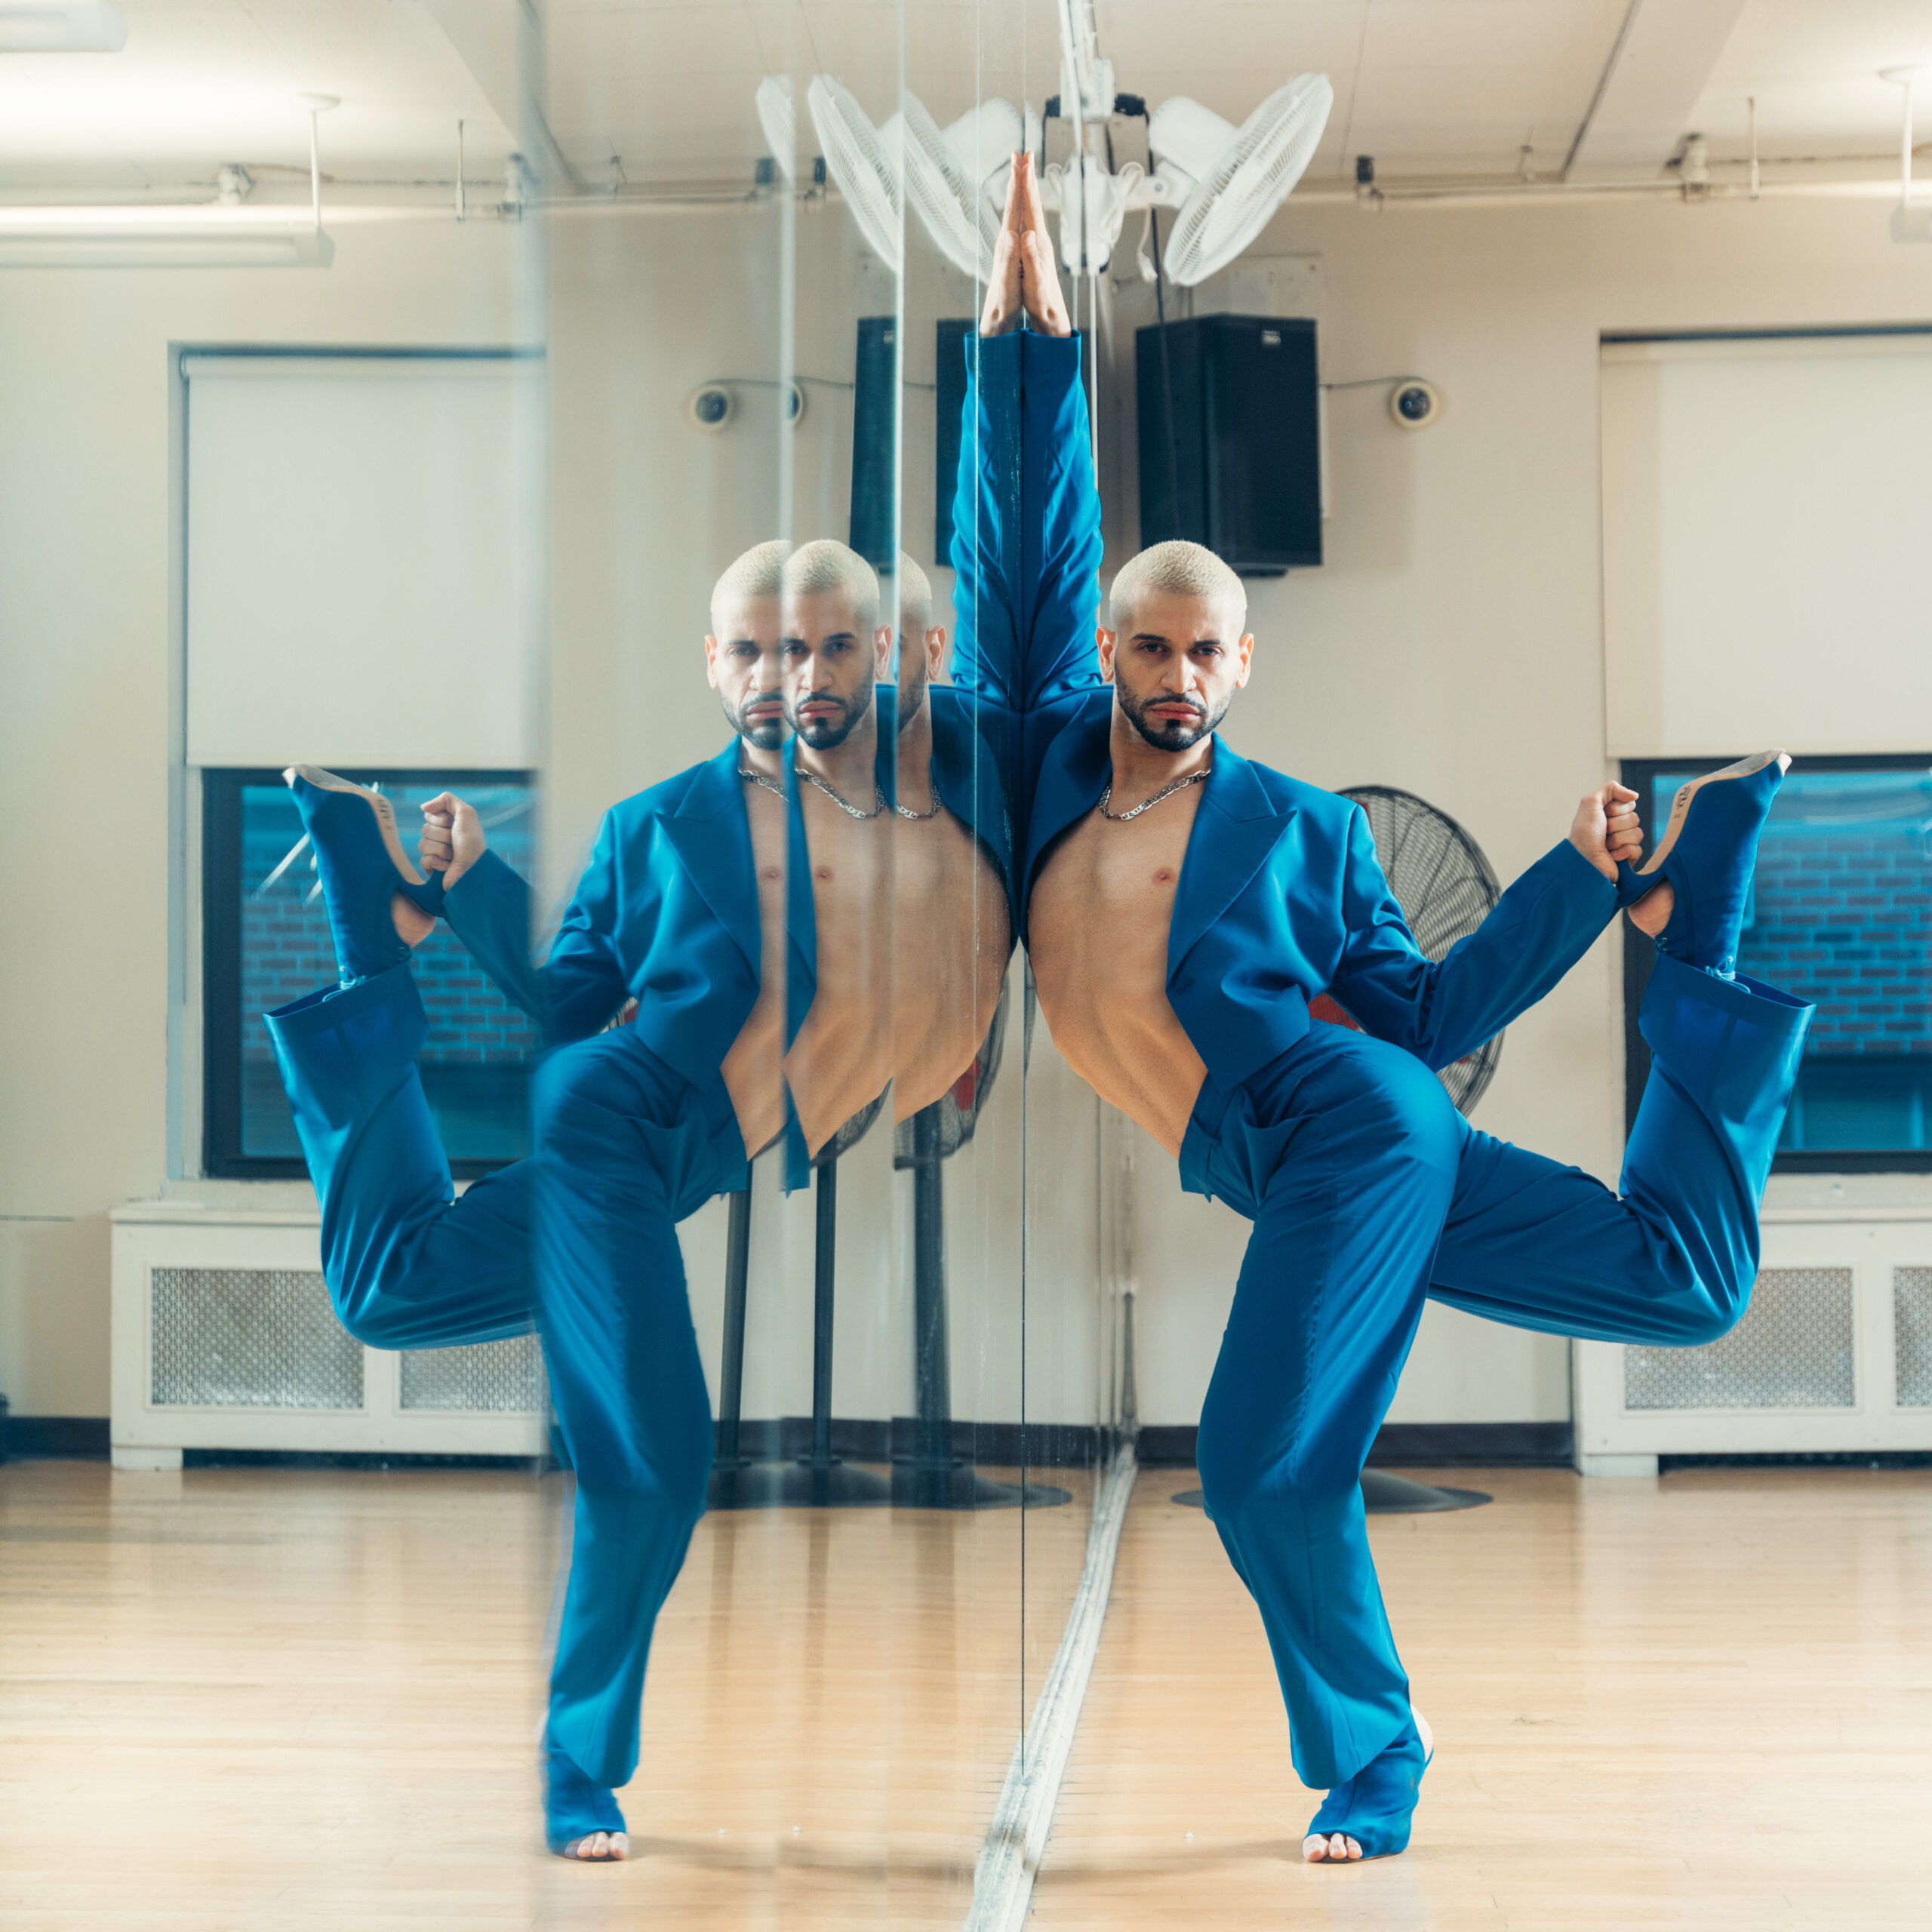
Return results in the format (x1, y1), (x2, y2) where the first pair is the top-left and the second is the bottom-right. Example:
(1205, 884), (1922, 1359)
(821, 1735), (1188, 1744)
(266, 960), (423, 1040)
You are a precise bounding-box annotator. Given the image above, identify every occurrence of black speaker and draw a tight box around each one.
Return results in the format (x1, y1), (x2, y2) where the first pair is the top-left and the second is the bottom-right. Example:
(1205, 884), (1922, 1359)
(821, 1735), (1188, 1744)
(933, 316), (974, 567)
(1136, 313), (1321, 574)
(849, 314), (897, 567)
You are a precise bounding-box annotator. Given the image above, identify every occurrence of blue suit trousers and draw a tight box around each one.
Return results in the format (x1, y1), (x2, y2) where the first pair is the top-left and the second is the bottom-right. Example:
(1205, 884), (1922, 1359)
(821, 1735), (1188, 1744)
(266, 963), (744, 1789)
(1180, 954), (1812, 1791)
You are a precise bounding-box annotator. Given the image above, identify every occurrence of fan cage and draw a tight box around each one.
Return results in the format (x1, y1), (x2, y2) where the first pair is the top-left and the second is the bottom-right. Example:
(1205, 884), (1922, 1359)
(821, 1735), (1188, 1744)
(1166, 75), (1333, 285)
(1337, 785), (1504, 1117)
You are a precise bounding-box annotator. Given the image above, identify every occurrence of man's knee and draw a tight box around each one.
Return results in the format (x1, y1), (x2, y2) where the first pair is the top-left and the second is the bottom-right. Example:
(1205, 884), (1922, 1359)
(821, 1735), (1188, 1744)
(574, 1424), (712, 1529)
(1196, 1429), (1359, 1534)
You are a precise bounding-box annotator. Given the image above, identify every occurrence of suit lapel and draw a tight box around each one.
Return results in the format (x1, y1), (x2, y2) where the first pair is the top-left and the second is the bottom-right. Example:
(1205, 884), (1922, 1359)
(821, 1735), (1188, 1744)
(662, 740), (761, 974)
(1023, 709), (1112, 904)
(1167, 741), (1294, 977)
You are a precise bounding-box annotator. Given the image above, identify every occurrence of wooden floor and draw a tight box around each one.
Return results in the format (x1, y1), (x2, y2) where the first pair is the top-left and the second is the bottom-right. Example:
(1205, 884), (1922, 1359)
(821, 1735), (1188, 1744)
(1032, 1464), (1932, 1931)
(5, 1460), (1927, 1929)
(0, 1458), (1094, 1930)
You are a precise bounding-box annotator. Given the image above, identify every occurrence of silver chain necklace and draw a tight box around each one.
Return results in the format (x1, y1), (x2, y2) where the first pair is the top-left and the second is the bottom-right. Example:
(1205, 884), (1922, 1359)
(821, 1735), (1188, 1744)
(741, 762), (941, 823)
(1098, 763), (1212, 823)
(741, 762), (885, 820)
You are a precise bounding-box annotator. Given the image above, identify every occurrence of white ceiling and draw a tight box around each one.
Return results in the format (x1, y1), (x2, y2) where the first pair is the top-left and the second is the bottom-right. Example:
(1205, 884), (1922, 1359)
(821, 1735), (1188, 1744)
(2, 0), (1928, 193)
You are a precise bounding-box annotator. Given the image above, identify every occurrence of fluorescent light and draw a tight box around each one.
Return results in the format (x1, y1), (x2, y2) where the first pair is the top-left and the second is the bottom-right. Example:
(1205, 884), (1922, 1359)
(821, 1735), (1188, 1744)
(0, 2), (127, 51)
(0, 205), (333, 267)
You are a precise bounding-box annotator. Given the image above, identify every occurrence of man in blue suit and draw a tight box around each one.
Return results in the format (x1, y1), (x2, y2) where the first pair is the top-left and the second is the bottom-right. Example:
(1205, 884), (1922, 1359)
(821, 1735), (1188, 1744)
(269, 536), (1017, 1862)
(955, 155), (1812, 1864)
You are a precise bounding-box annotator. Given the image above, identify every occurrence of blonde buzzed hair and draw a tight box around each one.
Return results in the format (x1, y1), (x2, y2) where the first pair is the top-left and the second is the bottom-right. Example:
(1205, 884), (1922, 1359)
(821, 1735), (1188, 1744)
(883, 552), (933, 635)
(710, 539), (790, 635)
(1107, 540), (1246, 634)
(783, 538), (879, 631)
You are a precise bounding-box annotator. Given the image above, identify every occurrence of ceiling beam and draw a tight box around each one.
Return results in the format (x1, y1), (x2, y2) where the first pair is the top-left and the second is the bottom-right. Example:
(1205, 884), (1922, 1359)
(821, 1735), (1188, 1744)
(1564, 0), (1751, 181)
(422, 0), (585, 194)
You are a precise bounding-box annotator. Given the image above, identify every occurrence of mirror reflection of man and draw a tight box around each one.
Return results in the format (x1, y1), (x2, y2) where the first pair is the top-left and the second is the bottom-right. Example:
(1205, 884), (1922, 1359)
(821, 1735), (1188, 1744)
(880, 552), (1014, 1121)
(266, 541), (807, 1865)
(956, 154), (1810, 1866)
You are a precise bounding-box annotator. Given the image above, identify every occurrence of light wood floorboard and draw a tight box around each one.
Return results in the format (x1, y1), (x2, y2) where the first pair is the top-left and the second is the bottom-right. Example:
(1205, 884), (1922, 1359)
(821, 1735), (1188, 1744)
(0, 1458), (1093, 1930)
(1029, 1464), (1932, 1930)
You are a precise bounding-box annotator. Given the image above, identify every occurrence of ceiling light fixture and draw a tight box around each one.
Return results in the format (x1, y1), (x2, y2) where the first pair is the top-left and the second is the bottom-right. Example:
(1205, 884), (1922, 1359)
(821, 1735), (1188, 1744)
(0, 0), (127, 52)
(0, 91), (337, 268)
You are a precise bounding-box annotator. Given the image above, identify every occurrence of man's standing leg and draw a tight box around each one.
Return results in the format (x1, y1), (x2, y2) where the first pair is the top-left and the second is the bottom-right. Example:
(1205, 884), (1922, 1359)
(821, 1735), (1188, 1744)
(1190, 1026), (1469, 1860)
(527, 1026), (746, 1857)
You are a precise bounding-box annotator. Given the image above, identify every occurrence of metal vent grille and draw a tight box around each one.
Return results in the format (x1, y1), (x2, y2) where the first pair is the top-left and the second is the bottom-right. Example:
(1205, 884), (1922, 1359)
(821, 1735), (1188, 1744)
(1896, 1268), (1932, 1408)
(399, 1335), (546, 1413)
(1624, 1266), (1855, 1411)
(150, 1267), (363, 1410)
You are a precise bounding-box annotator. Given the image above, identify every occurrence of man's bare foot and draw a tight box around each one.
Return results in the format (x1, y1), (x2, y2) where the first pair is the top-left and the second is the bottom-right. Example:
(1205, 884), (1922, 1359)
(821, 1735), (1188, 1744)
(1627, 879), (1675, 938)
(390, 891), (435, 949)
(563, 1830), (629, 1861)
(1303, 1826), (1363, 1862)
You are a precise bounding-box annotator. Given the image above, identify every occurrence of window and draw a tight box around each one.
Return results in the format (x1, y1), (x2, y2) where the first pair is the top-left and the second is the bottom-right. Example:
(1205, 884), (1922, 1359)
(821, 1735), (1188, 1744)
(1623, 756), (1932, 1171)
(203, 769), (538, 1180)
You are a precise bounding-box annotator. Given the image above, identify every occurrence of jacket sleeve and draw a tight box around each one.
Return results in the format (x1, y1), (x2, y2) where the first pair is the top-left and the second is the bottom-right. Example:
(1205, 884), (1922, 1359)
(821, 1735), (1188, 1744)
(441, 811), (638, 1051)
(949, 330), (1105, 716)
(1325, 808), (1616, 1070)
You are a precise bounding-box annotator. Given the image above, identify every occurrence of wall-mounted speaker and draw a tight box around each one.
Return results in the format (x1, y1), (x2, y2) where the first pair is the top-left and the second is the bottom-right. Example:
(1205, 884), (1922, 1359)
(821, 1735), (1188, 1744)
(1137, 313), (1321, 574)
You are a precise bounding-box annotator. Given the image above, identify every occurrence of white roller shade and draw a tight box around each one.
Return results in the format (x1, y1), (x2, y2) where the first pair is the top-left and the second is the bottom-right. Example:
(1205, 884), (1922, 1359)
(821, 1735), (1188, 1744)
(185, 353), (540, 769)
(1601, 333), (1932, 757)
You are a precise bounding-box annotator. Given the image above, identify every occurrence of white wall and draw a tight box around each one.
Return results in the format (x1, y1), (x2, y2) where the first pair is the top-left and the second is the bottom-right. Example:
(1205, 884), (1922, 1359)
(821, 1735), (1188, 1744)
(8, 186), (1927, 1431)
(0, 219), (532, 1420)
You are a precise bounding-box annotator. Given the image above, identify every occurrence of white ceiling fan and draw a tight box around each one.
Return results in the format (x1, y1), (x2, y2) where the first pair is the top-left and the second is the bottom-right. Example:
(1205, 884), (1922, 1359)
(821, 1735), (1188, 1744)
(1041, 0), (1332, 284)
(768, 0), (1330, 289)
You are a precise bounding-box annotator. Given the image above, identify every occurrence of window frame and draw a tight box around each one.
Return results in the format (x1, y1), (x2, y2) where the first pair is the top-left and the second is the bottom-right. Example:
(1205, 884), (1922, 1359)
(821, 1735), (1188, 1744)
(202, 765), (535, 1181)
(1620, 752), (1932, 1174)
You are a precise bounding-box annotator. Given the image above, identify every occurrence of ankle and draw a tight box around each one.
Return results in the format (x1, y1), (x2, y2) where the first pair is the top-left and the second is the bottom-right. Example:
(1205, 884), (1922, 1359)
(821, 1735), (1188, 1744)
(1628, 880), (1675, 938)
(390, 892), (435, 949)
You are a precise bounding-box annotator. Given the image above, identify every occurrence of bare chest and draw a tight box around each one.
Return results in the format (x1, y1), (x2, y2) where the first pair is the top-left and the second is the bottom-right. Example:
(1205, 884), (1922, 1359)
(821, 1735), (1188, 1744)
(1031, 786), (1201, 964)
(800, 791), (893, 980)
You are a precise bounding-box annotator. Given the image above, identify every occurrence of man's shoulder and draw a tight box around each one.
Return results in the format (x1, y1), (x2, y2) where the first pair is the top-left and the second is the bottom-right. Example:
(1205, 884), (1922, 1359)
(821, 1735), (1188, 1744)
(1228, 752), (1358, 826)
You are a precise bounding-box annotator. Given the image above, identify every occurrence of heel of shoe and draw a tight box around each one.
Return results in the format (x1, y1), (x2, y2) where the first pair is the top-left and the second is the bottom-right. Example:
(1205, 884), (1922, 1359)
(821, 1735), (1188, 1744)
(394, 872), (446, 918)
(1615, 857), (1665, 910)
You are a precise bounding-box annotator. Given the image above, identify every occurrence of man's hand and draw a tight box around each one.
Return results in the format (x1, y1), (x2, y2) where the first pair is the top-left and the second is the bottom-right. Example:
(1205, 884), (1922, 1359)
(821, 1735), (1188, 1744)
(420, 792), (487, 891)
(977, 152), (1071, 340)
(1570, 783), (1642, 883)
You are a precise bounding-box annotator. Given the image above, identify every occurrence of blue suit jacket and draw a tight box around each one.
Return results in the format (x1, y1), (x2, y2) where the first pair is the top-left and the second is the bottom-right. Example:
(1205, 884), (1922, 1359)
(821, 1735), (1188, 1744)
(444, 692), (1017, 1176)
(949, 328), (1615, 1094)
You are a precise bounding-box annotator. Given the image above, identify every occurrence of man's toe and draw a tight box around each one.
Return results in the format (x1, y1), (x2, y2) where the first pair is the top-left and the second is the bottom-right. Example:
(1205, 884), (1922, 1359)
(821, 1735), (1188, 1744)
(1345, 1835), (1363, 1860)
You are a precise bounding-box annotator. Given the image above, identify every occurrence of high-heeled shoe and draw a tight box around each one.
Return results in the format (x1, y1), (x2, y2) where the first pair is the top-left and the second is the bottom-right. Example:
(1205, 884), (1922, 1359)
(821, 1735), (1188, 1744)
(542, 1733), (629, 1860)
(1616, 750), (1789, 979)
(1304, 1709), (1435, 1862)
(283, 764), (445, 984)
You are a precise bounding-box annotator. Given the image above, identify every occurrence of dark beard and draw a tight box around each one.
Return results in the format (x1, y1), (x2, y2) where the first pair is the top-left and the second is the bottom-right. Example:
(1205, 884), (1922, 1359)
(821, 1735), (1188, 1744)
(722, 690), (787, 750)
(788, 681), (874, 749)
(1116, 683), (1226, 752)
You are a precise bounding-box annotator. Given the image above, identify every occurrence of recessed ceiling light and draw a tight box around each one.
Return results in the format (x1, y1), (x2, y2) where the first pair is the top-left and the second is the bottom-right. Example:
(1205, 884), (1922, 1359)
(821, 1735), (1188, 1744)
(0, 1), (127, 52)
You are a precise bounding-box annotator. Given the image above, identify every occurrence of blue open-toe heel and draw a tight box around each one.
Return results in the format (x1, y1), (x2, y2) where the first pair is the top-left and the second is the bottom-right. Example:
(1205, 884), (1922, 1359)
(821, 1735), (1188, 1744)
(1614, 749), (1788, 976)
(543, 1734), (629, 1859)
(284, 764), (445, 983)
(1305, 1711), (1433, 1862)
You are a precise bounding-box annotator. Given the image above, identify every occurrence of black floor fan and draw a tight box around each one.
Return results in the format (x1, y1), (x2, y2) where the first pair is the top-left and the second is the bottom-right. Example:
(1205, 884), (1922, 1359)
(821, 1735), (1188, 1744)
(707, 1097), (897, 1509)
(1177, 786), (1508, 1521)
